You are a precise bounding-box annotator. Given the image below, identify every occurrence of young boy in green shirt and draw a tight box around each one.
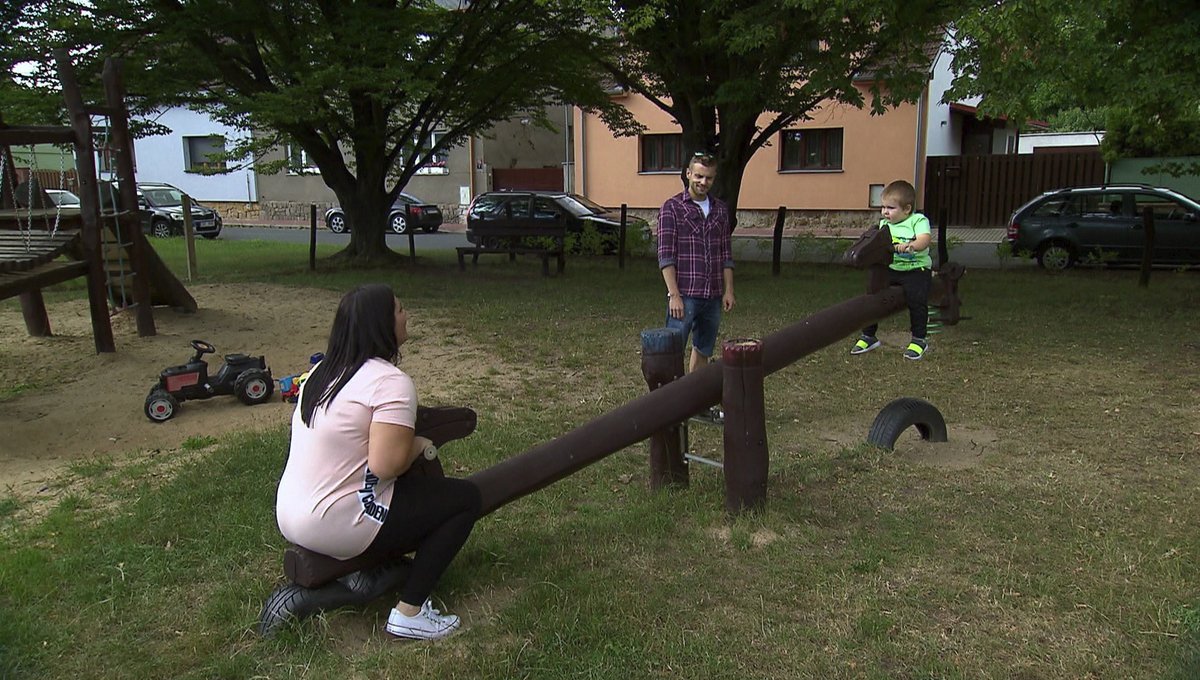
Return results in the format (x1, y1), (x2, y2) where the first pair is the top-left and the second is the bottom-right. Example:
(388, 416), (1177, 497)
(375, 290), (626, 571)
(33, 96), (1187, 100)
(850, 180), (933, 360)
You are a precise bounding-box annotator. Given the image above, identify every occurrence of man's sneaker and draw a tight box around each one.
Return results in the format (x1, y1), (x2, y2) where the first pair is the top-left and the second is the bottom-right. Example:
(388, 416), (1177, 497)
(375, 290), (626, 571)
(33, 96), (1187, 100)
(386, 600), (460, 640)
(850, 335), (881, 355)
(903, 338), (928, 361)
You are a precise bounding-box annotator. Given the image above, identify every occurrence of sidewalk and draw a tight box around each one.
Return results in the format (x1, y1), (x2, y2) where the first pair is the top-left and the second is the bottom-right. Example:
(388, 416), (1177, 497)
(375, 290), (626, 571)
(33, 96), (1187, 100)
(224, 218), (1006, 244)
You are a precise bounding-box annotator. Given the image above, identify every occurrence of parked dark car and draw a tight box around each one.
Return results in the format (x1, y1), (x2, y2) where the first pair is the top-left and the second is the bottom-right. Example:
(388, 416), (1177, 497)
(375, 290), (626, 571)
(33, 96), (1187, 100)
(135, 182), (223, 239)
(323, 193), (443, 235)
(1007, 184), (1200, 270)
(465, 190), (647, 250)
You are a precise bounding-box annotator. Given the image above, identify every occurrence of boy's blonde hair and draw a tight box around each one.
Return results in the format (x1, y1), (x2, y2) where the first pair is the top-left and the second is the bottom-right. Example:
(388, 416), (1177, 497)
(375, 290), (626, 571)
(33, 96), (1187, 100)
(882, 180), (916, 210)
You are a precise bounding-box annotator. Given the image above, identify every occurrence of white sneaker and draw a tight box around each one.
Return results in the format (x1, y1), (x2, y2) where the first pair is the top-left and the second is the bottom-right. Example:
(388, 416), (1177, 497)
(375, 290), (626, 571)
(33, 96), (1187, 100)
(386, 600), (461, 640)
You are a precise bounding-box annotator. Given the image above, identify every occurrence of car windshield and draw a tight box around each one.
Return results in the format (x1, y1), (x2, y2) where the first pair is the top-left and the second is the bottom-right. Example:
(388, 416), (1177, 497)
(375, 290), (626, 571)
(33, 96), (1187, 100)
(47, 190), (80, 207)
(142, 187), (184, 207)
(559, 194), (608, 217)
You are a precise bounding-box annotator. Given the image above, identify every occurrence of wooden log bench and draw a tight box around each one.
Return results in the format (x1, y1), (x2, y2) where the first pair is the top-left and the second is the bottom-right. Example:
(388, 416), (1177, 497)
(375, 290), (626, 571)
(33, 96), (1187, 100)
(456, 224), (567, 276)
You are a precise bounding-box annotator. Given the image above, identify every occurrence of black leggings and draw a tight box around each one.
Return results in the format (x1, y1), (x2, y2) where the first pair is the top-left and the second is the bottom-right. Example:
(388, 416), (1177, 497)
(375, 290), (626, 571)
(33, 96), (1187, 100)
(360, 474), (481, 608)
(863, 267), (932, 340)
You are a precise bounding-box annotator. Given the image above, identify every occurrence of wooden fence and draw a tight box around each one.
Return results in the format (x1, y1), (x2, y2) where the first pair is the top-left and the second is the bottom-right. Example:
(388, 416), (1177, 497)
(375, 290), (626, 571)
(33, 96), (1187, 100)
(924, 152), (1105, 227)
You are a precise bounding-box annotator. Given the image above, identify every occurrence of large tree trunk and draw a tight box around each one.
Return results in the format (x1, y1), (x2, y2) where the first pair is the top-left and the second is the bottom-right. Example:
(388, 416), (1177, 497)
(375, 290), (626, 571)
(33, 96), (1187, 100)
(324, 142), (405, 266)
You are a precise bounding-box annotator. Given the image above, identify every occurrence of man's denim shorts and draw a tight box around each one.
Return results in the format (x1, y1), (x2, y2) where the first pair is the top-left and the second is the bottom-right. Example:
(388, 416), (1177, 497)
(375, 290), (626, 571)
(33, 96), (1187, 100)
(666, 295), (722, 357)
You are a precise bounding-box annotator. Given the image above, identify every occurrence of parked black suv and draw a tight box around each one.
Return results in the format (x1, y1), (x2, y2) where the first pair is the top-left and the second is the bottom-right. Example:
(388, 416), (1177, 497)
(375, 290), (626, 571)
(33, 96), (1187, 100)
(135, 182), (223, 239)
(466, 190), (646, 250)
(1007, 184), (1200, 270)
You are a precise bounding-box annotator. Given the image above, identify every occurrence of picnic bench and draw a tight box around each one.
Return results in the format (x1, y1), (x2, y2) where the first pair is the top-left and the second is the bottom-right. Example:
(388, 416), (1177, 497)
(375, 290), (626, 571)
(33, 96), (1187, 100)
(456, 224), (567, 276)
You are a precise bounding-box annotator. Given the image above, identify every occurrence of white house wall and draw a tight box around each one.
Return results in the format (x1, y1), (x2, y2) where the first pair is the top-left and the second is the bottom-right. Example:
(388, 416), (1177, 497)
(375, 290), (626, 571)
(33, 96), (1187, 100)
(924, 44), (974, 157)
(130, 107), (257, 202)
(1018, 131), (1104, 154)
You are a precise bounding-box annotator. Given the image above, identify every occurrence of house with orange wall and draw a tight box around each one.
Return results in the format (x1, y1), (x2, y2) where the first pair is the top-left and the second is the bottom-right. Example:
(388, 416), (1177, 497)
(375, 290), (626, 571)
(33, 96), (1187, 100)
(571, 48), (1018, 228)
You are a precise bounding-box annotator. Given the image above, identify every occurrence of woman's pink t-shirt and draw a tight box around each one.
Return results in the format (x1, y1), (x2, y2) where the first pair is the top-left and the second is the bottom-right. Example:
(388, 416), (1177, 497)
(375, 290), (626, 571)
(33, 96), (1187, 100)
(276, 358), (417, 559)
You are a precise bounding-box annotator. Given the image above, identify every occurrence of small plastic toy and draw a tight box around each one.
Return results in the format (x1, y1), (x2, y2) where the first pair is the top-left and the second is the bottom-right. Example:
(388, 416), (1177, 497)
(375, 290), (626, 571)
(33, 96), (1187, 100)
(144, 339), (274, 422)
(280, 352), (324, 403)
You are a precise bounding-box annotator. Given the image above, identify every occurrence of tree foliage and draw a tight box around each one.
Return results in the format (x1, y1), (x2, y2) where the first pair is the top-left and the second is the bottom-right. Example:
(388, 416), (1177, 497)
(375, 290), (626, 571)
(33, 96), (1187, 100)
(589, 0), (965, 222)
(948, 1), (1200, 173)
(17, 0), (622, 264)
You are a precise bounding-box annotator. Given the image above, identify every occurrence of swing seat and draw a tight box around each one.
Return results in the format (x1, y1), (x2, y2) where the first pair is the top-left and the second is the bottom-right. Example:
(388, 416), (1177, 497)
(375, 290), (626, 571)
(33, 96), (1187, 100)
(0, 228), (82, 274)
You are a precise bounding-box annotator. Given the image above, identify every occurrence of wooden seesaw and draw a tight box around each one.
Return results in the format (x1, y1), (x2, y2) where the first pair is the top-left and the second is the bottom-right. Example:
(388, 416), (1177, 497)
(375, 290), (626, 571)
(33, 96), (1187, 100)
(258, 225), (965, 635)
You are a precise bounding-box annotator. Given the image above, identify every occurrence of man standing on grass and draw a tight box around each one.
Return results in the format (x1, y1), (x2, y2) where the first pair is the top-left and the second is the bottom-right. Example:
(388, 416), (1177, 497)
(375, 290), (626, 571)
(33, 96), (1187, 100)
(657, 152), (735, 374)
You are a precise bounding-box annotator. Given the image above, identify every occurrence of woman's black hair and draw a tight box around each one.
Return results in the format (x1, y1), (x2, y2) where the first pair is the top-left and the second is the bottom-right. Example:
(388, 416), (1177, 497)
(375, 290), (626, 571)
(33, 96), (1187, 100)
(299, 284), (399, 427)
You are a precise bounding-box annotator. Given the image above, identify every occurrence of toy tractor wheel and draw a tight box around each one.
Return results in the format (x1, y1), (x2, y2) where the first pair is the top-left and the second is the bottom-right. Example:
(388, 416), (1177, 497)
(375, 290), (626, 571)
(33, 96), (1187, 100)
(145, 389), (179, 422)
(235, 369), (275, 405)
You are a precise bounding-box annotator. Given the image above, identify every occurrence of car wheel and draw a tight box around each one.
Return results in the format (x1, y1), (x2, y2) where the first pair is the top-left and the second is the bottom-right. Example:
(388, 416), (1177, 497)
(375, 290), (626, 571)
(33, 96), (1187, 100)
(390, 213), (409, 235)
(327, 212), (348, 234)
(151, 219), (173, 238)
(145, 389), (179, 422)
(1036, 241), (1076, 271)
(235, 369), (275, 406)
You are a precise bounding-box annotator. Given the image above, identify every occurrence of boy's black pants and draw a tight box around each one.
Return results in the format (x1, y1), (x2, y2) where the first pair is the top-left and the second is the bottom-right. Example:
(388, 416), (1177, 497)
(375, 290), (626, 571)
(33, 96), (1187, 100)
(862, 267), (932, 340)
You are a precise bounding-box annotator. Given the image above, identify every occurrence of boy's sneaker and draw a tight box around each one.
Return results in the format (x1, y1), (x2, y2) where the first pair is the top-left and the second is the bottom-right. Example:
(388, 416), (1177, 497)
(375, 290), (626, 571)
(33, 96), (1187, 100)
(849, 335), (881, 355)
(386, 600), (460, 640)
(903, 338), (928, 361)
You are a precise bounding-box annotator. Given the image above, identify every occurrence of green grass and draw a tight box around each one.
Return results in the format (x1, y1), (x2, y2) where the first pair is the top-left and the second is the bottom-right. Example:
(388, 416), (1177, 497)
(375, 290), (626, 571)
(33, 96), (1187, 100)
(2, 237), (1200, 678)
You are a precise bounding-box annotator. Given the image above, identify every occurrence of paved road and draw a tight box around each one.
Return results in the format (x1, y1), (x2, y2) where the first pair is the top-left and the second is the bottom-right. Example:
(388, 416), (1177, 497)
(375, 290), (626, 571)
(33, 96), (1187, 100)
(218, 225), (1033, 270)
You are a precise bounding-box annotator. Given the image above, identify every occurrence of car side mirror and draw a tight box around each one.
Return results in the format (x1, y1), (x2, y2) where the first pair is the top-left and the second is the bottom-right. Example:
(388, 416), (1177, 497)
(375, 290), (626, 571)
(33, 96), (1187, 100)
(137, 198), (148, 209)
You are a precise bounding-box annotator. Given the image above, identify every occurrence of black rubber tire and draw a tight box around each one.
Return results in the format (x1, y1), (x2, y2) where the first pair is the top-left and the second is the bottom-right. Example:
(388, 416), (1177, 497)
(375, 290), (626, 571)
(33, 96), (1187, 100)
(327, 212), (348, 234)
(144, 389), (179, 422)
(235, 369), (274, 405)
(1036, 241), (1076, 271)
(151, 219), (173, 238)
(866, 397), (948, 451)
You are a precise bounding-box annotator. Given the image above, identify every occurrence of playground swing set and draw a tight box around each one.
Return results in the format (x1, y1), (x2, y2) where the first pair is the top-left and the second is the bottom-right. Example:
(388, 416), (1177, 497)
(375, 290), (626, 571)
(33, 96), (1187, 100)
(257, 223), (968, 637)
(0, 50), (195, 353)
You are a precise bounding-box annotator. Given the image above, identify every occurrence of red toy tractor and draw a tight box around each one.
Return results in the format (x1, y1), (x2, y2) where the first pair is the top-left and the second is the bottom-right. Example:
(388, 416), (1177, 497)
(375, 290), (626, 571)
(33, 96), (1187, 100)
(144, 339), (274, 422)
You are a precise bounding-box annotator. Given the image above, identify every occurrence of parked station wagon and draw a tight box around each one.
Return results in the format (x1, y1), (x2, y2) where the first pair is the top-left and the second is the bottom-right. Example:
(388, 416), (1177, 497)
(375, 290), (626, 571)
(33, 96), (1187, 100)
(1007, 185), (1200, 270)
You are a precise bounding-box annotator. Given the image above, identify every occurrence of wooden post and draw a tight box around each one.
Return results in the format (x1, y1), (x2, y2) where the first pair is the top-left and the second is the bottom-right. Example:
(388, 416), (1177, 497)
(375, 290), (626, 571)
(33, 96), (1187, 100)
(181, 194), (197, 280)
(53, 49), (115, 353)
(102, 57), (155, 338)
(1138, 206), (1155, 288)
(309, 204), (317, 271)
(771, 206), (786, 276)
(619, 203), (628, 270)
(407, 225), (416, 260)
(721, 339), (768, 513)
(936, 208), (949, 268)
(640, 328), (688, 489)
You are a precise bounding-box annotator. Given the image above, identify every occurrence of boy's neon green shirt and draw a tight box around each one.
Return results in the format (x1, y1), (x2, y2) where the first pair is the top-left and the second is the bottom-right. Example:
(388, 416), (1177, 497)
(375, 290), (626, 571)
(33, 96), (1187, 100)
(881, 212), (932, 271)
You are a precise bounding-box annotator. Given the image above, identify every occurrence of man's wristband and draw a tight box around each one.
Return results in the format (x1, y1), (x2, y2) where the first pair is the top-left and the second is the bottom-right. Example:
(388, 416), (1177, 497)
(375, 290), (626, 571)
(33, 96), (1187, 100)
(667, 293), (678, 299)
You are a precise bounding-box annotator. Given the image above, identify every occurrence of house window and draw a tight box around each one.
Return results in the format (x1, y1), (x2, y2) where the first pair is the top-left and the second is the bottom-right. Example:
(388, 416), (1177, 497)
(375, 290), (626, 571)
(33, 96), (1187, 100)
(286, 143), (319, 174)
(640, 134), (685, 172)
(416, 131), (449, 176)
(184, 135), (226, 173)
(781, 128), (843, 171)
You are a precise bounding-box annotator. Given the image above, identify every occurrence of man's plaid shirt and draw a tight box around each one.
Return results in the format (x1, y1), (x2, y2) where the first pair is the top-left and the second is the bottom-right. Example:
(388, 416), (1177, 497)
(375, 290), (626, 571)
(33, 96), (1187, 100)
(657, 191), (734, 299)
